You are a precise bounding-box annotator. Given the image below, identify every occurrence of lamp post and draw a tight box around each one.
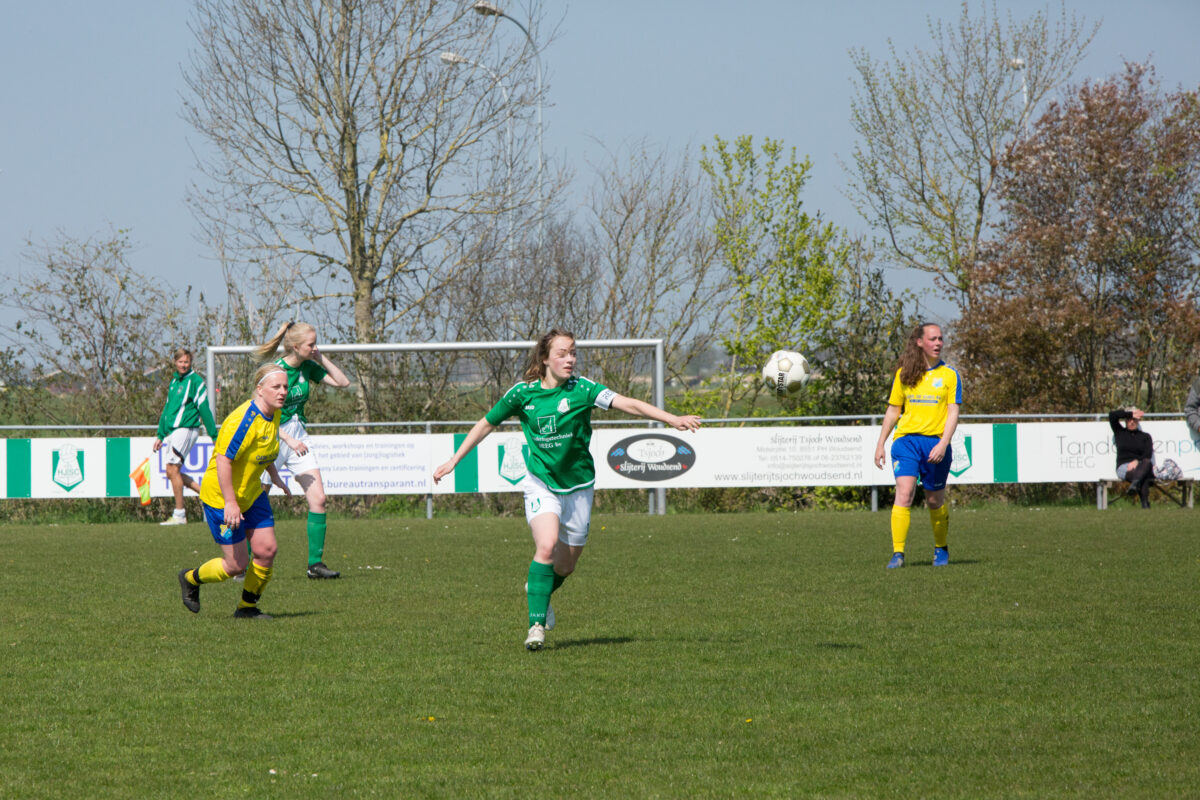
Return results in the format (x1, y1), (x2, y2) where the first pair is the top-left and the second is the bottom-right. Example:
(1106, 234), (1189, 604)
(440, 50), (514, 275)
(1009, 57), (1028, 135)
(472, 1), (543, 251)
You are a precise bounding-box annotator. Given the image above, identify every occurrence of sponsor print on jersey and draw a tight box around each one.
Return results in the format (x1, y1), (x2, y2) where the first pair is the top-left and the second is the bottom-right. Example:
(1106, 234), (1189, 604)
(537, 416), (557, 435)
(606, 434), (695, 482)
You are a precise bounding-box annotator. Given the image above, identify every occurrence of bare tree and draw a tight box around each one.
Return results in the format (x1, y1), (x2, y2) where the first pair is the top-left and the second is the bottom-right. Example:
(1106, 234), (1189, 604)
(583, 143), (722, 394)
(184, 0), (550, 419)
(845, 1), (1098, 309)
(0, 230), (215, 425)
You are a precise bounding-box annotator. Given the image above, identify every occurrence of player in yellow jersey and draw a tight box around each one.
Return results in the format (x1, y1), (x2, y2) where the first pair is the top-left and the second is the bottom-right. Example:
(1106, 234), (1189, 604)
(873, 323), (962, 568)
(177, 364), (293, 619)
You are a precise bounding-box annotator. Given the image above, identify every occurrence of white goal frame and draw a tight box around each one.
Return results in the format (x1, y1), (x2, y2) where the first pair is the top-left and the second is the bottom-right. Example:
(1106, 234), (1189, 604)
(205, 339), (669, 513)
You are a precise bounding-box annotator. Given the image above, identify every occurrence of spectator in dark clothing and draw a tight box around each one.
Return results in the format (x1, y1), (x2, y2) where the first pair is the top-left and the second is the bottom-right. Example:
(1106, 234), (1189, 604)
(1184, 378), (1200, 438)
(1109, 408), (1154, 509)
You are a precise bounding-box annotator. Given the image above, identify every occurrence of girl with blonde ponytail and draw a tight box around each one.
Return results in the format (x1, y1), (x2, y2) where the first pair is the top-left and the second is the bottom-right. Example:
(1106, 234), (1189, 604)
(256, 321), (351, 579)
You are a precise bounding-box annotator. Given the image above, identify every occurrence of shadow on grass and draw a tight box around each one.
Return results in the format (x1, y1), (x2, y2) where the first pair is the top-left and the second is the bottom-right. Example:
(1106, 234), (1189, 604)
(906, 558), (982, 568)
(249, 610), (322, 619)
(552, 636), (635, 650)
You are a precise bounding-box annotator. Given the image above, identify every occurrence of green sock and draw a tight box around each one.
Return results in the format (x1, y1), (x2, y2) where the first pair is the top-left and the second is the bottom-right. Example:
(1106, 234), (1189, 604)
(307, 511), (327, 566)
(551, 571), (567, 594)
(526, 560), (555, 627)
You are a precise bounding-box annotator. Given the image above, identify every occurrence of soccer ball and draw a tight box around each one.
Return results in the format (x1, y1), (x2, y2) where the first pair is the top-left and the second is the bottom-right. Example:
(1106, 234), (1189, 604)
(762, 350), (810, 396)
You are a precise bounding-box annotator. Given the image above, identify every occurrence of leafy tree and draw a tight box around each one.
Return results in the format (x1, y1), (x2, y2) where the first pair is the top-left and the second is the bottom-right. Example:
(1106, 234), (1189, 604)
(962, 64), (1200, 413)
(184, 0), (550, 420)
(845, 1), (1097, 308)
(696, 135), (850, 418)
(809, 242), (919, 418)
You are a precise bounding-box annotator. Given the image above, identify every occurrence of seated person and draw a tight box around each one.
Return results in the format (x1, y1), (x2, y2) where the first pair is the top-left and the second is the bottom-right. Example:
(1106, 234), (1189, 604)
(1109, 407), (1154, 509)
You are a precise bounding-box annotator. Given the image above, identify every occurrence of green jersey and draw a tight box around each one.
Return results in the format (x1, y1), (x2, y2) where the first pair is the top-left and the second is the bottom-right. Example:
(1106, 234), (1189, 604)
(155, 370), (218, 439)
(485, 375), (617, 493)
(276, 358), (328, 425)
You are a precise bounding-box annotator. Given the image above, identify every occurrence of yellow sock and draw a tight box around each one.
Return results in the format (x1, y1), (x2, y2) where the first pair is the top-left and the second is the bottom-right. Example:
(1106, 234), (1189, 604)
(890, 505), (911, 553)
(930, 505), (949, 548)
(238, 561), (273, 609)
(194, 558), (230, 585)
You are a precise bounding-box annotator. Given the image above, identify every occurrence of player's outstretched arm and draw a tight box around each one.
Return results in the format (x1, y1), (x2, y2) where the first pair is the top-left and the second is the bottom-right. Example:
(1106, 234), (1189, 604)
(433, 418), (497, 484)
(611, 395), (701, 432)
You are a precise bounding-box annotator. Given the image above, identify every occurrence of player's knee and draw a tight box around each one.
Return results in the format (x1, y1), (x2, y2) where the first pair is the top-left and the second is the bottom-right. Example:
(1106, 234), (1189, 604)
(225, 560), (247, 577)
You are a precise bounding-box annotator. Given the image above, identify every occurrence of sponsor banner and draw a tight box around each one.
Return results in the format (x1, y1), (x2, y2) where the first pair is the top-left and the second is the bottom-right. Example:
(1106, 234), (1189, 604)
(4, 421), (1198, 499)
(1014, 421), (1200, 482)
(285, 434), (433, 496)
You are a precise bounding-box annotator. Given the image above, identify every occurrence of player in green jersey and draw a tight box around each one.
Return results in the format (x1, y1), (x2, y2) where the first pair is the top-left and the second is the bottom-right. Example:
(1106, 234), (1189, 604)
(433, 328), (701, 651)
(153, 348), (218, 525)
(252, 321), (351, 579)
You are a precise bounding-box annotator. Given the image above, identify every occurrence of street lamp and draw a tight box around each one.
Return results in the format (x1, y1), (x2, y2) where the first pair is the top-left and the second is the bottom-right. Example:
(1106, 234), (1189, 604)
(472, 1), (543, 250)
(1009, 57), (1028, 135)
(439, 50), (514, 274)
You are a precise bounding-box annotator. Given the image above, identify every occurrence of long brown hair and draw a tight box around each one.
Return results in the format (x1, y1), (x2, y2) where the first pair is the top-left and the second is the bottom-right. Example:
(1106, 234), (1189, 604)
(521, 328), (576, 382)
(252, 321), (315, 362)
(897, 322), (941, 388)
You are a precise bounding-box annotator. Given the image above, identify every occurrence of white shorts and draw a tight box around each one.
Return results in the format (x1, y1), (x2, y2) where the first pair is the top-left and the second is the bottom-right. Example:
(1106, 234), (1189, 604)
(523, 474), (594, 547)
(161, 428), (201, 466)
(274, 418), (320, 476)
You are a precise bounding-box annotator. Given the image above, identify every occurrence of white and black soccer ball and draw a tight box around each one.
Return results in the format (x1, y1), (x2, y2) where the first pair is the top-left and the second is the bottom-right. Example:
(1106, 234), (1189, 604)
(762, 350), (810, 396)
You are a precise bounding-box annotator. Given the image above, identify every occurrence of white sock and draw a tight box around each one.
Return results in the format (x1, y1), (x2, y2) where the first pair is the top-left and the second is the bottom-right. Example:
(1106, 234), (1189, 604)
(173, 508), (186, 518)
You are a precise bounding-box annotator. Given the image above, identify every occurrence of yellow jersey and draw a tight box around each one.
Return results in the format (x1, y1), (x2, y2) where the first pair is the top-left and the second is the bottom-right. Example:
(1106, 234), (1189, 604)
(199, 399), (281, 511)
(887, 361), (962, 439)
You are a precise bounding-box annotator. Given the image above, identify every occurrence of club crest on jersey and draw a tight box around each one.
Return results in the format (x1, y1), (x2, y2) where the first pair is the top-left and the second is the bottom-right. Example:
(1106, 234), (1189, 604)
(557, 397), (570, 414)
(932, 377), (943, 388)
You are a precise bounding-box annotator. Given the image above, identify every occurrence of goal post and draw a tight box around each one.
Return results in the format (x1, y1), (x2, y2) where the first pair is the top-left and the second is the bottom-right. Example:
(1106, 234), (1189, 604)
(205, 339), (669, 513)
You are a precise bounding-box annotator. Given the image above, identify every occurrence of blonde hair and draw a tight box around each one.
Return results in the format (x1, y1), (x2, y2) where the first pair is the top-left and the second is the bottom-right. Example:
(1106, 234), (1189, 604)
(253, 363), (287, 388)
(252, 321), (316, 362)
(521, 328), (576, 382)
(172, 347), (193, 360)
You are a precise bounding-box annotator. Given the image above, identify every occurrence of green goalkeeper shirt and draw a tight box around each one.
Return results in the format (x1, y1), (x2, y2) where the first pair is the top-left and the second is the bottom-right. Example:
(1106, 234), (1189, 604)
(275, 357), (329, 426)
(155, 369), (218, 439)
(485, 375), (616, 493)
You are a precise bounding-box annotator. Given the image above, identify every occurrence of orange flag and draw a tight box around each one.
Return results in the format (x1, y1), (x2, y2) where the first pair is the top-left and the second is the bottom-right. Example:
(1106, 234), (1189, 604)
(129, 458), (152, 506)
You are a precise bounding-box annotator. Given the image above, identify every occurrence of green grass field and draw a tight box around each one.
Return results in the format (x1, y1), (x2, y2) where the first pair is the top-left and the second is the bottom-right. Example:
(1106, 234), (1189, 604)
(2, 507), (1198, 798)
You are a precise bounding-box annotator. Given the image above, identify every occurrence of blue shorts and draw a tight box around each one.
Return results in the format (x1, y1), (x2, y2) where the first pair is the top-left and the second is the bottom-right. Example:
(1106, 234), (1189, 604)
(891, 435), (952, 492)
(202, 491), (274, 545)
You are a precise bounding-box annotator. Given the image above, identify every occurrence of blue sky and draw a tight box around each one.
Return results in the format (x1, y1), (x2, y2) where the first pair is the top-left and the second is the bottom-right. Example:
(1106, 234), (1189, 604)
(2, 1), (1197, 324)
